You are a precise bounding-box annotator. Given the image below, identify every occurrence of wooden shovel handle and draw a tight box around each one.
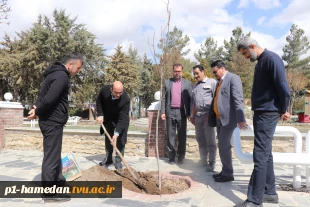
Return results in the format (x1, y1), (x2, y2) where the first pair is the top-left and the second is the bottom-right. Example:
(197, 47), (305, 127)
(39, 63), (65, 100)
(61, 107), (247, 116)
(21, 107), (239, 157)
(100, 124), (139, 181)
(91, 107), (139, 181)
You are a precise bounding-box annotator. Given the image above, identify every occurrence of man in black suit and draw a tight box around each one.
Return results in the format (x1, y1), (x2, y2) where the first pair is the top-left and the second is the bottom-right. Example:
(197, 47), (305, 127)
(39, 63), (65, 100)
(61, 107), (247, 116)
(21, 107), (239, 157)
(96, 81), (130, 169)
(161, 63), (192, 164)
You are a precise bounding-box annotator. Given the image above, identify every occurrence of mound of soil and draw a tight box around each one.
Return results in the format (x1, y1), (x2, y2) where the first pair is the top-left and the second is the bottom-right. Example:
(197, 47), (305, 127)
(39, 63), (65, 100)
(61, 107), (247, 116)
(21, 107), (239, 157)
(76, 165), (190, 195)
(279, 184), (310, 193)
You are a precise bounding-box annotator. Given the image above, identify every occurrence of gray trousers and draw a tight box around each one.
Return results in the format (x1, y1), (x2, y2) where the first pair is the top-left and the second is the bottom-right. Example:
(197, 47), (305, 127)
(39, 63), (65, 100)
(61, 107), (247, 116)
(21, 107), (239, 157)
(166, 108), (187, 160)
(195, 113), (216, 163)
(216, 118), (236, 177)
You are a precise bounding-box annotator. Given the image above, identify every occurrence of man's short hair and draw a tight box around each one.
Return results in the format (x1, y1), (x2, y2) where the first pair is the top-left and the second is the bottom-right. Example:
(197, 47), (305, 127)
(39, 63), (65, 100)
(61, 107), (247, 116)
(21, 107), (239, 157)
(193, 65), (204, 72)
(237, 36), (260, 51)
(61, 53), (84, 65)
(211, 60), (226, 69)
(173, 63), (183, 70)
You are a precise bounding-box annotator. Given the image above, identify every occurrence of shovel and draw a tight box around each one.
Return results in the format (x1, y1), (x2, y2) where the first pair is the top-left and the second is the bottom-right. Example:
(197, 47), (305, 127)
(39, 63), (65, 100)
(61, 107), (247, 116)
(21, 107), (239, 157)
(99, 123), (150, 192)
(90, 108), (148, 192)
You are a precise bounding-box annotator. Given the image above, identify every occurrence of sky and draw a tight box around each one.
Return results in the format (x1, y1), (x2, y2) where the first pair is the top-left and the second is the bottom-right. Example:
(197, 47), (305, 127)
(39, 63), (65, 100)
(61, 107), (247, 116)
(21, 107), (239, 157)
(1, 0), (310, 63)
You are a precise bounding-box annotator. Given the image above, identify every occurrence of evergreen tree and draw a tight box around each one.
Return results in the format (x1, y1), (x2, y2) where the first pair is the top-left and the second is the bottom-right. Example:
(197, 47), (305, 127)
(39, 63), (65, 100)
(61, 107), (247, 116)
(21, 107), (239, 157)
(199, 58), (215, 79)
(105, 45), (138, 98)
(181, 57), (197, 73)
(0, 0), (11, 25)
(158, 26), (190, 56)
(221, 27), (254, 99)
(138, 54), (156, 108)
(223, 27), (250, 62)
(282, 24), (310, 114)
(282, 24), (310, 67)
(0, 9), (106, 105)
(194, 37), (224, 64)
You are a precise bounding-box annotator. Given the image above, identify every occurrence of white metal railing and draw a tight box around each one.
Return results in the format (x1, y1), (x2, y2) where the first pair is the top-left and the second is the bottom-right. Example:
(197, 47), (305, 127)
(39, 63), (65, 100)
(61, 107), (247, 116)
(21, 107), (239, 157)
(233, 125), (310, 189)
(30, 119), (37, 128)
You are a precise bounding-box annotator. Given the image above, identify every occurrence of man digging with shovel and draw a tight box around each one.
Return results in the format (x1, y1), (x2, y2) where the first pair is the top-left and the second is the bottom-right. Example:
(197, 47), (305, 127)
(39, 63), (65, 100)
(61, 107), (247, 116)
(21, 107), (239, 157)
(96, 81), (130, 170)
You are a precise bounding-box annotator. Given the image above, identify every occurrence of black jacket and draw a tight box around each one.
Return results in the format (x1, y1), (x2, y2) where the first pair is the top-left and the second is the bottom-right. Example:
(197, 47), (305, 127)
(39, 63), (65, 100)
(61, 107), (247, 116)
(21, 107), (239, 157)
(96, 85), (130, 145)
(35, 62), (70, 125)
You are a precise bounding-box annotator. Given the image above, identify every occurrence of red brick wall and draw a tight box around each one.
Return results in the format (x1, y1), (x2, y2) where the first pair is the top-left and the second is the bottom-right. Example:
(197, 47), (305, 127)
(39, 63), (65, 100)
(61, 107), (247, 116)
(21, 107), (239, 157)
(0, 108), (24, 149)
(147, 110), (166, 157)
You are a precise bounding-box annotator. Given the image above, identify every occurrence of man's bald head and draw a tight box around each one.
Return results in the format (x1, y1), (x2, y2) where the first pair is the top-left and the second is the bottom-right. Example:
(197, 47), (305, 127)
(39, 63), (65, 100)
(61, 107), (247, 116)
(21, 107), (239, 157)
(111, 81), (124, 99)
(112, 81), (123, 90)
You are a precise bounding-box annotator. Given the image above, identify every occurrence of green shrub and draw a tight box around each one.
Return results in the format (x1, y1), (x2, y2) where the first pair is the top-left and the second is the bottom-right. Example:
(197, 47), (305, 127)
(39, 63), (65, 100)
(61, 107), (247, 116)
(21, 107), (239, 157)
(69, 107), (89, 119)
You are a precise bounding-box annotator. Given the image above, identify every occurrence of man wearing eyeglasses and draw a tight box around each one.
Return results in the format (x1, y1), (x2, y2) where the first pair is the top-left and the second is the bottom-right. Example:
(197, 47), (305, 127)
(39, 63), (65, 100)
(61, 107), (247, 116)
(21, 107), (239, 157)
(161, 63), (192, 164)
(96, 81), (130, 170)
(208, 60), (247, 183)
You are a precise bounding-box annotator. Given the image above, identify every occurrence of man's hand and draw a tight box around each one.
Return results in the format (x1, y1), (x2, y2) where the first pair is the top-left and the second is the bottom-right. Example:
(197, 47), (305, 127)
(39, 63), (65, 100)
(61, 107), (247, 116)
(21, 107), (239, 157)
(27, 108), (37, 120)
(161, 114), (166, 121)
(111, 134), (118, 146)
(237, 122), (248, 130)
(96, 116), (104, 124)
(281, 112), (291, 121)
(190, 117), (195, 125)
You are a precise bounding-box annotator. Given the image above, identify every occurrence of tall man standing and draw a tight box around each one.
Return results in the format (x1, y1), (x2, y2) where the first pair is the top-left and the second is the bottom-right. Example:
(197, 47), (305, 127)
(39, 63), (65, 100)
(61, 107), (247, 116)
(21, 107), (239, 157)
(190, 65), (217, 171)
(235, 36), (290, 207)
(161, 64), (192, 164)
(209, 60), (247, 182)
(96, 81), (130, 170)
(28, 53), (83, 201)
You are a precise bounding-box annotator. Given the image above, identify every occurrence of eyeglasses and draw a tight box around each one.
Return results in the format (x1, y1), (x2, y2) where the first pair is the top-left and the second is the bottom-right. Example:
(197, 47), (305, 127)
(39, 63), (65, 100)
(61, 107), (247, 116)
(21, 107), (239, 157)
(212, 67), (222, 74)
(173, 71), (182, 73)
(212, 69), (218, 74)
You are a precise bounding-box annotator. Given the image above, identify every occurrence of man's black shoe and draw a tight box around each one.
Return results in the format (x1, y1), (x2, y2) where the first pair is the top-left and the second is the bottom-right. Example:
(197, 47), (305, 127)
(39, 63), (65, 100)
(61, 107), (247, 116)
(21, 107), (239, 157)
(214, 175), (234, 182)
(115, 162), (123, 170)
(99, 158), (113, 166)
(42, 193), (71, 202)
(212, 172), (222, 179)
(168, 158), (175, 164)
(233, 200), (262, 207)
(262, 194), (278, 203)
(177, 158), (184, 164)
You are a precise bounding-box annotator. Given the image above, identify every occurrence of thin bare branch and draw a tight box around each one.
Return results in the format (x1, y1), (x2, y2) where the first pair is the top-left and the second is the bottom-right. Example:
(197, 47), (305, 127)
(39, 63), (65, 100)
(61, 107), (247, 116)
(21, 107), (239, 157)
(0, 0), (11, 25)
(146, 0), (172, 191)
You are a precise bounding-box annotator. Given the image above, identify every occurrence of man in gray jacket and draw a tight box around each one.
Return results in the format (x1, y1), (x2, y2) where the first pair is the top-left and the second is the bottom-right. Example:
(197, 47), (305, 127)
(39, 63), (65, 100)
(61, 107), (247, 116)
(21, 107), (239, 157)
(190, 65), (217, 172)
(161, 63), (192, 164)
(209, 60), (247, 182)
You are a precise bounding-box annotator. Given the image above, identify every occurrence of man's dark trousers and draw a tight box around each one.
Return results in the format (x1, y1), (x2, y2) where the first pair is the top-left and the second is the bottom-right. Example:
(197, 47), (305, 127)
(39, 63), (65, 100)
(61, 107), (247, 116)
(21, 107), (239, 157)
(247, 111), (280, 204)
(166, 108), (187, 161)
(216, 118), (236, 177)
(104, 124), (125, 164)
(39, 122), (66, 188)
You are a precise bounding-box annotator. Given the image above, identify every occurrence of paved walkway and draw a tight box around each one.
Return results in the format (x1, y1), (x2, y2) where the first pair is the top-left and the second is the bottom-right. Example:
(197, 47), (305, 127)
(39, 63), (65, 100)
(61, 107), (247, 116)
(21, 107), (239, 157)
(0, 149), (310, 207)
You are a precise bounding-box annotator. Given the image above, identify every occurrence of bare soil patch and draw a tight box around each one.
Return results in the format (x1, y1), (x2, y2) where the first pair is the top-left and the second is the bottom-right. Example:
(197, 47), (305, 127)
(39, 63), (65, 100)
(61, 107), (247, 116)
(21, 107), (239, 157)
(76, 165), (190, 195)
(279, 184), (310, 193)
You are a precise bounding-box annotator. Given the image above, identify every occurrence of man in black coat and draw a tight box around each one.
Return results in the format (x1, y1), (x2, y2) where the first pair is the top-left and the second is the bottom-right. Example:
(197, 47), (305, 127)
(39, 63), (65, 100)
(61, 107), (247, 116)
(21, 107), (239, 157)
(96, 81), (130, 169)
(27, 53), (83, 201)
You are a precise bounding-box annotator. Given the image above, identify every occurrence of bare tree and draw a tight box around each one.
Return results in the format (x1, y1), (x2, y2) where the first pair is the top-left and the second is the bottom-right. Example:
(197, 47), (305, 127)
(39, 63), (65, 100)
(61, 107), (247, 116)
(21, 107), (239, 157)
(286, 69), (308, 114)
(147, 0), (171, 191)
(0, 0), (11, 25)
